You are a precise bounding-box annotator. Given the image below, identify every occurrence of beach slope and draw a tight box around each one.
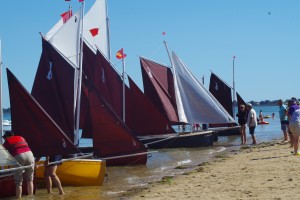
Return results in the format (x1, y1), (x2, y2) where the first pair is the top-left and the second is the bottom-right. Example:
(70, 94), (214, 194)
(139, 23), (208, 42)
(122, 141), (299, 200)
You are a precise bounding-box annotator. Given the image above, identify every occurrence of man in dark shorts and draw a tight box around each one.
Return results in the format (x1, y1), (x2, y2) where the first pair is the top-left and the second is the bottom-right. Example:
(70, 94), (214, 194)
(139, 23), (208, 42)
(246, 103), (258, 145)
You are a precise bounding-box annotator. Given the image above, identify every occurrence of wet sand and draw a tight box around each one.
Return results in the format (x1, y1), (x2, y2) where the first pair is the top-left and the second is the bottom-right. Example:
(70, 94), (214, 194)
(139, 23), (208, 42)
(120, 140), (300, 200)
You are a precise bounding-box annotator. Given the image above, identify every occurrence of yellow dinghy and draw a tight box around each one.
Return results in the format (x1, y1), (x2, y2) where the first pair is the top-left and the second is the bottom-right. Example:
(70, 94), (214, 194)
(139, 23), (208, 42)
(36, 159), (106, 186)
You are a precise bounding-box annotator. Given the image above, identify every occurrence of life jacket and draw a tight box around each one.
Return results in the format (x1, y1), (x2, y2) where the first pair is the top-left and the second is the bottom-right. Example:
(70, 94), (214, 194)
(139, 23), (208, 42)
(4, 136), (31, 157)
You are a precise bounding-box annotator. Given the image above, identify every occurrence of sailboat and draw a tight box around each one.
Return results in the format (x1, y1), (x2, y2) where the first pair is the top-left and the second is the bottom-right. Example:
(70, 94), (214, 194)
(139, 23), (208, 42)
(208, 72), (241, 136)
(6, 68), (106, 186)
(3, 3), (107, 186)
(32, 0), (148, 166)
(139, 44), (235, 148)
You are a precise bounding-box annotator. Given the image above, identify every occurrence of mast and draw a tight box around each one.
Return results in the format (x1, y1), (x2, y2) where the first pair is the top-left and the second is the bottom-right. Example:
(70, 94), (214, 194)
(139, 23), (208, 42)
(163, 40), (174, 68)
(122, 53), (126, 122)
(232, 56), (236, 118)
(0, 40), (3, 143)
(74, 1), (85, 146)
(105, 0), (111, 60)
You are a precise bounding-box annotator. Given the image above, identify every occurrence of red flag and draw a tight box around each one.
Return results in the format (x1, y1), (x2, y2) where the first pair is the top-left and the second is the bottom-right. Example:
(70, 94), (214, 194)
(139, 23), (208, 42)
(79, 0), (84, 2)
(162, 32), (166, 36)
(61, 10), (72, 24)
(116, 48), (126, 59)
(89, 28), (99, 37)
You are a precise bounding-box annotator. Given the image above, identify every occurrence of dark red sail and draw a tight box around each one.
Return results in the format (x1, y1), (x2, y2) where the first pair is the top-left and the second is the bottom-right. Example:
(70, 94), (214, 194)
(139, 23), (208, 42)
(237, 92), (247, 112)
(82, 43), (123, 119)
(7, 69), (80, 157)
(140, 57), (179, 123)
(209, 72), (233, 117)
(85, 80), (147, 166)
(126, 76), (175, 136)
(31, 38), (75, 141)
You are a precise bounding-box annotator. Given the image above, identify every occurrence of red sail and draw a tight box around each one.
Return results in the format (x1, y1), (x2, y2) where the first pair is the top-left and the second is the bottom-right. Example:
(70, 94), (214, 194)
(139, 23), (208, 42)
(126, 76), (175, 135)
(209, 72), (233, 117)
(82, 43), (123, 119)
(140, 57), (179, 123)
(237, 92), (247, 112)
(31, 38), (75, 141)
(7, 69), (80, 157)
(85, 83), (147, 166)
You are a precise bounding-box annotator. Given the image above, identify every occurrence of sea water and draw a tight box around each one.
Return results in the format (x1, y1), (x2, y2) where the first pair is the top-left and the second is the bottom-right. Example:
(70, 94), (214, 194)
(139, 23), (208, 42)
(2, 105), (285, 199)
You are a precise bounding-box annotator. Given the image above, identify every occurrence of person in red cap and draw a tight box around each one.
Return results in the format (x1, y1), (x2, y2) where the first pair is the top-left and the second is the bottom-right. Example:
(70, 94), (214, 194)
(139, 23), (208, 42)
(2, 130), (34, 198)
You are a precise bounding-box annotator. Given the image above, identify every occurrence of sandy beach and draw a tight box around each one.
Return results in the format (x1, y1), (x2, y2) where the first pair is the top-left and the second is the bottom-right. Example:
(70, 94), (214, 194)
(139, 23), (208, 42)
(120, 140), (300, 200)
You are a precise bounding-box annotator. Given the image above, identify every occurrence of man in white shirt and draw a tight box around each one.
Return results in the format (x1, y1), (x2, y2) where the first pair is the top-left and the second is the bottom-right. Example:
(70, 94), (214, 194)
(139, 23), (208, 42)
(246, 103), (257, 145)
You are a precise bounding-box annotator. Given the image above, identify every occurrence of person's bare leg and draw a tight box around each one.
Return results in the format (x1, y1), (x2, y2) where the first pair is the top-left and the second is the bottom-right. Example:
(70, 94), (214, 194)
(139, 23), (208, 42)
(26, 180), (34, 196)
(16, 185), (22, 199)
(45, 167), (53, 194)
(251, 134), (257, 144)
(293, 135), (299, 155)
(47, 165), (64, 195)
(242, 125), (246, 144)
(283, 130), (288, 141)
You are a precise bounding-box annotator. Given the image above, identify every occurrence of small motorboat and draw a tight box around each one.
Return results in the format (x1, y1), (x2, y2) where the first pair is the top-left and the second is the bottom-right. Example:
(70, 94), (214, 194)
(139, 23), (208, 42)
(258, 121), (269, 125)
(2, 120), (11, 126)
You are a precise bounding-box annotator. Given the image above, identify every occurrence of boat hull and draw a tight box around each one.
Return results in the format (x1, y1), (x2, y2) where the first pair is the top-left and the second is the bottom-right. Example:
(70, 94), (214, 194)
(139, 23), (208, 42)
(138, 131), (215, 149)
(0, 175), (36, 198)
(213, 126), (241, 136)
(36, 159), (106, 186)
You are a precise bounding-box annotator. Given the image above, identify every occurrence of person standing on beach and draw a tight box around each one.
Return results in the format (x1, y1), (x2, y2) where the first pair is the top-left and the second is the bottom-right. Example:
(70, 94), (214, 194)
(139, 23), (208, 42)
(246, 103), (257, 145)
(236, 104), (247, 145)
(288, 98), (300, 155)
(2, 131), (34, 199)
(278, 99), (289, 142)
(35, 155), (65, 195)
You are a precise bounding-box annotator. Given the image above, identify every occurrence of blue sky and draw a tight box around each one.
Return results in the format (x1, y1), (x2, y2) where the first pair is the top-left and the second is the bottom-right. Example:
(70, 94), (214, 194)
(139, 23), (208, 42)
(0, 0), (299, 108)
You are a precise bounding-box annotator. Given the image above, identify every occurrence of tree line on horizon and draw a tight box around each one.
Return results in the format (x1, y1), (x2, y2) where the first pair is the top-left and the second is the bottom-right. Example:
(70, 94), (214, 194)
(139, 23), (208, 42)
(234, 99), (294, 107)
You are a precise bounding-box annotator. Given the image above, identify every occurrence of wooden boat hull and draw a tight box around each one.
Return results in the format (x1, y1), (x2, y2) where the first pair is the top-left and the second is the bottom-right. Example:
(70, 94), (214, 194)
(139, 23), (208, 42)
(138, 131), (215, 149)
(36, 159), (106, 186)
(213, 126), (241, 136)
(0, 175), (36, 198)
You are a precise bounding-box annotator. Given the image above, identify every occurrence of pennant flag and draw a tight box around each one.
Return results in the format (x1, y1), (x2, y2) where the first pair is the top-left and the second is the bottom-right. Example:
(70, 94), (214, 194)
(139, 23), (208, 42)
(89, 28), (99, 37)
(61, 10), (73, 24)
(116, 48), (126, 59)
(162, 32), (166, 36)
(79, 0), (84, 2)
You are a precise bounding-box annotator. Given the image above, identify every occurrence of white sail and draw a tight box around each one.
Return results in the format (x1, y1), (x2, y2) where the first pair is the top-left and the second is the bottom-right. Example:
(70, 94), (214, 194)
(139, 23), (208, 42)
(45, 0), (109, 58)
(44, 18), (64, 41)
(48, 10), (81, 69)
(0, 144), (19, 167)
(171, 51), (235, 124)
(83, 0), (109, 57)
